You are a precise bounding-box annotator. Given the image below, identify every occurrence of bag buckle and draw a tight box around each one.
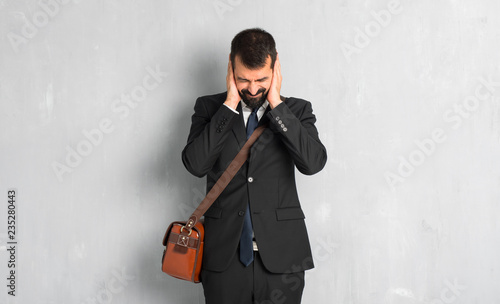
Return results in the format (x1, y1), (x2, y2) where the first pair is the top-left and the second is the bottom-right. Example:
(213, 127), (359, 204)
(177, 234), (189, 247)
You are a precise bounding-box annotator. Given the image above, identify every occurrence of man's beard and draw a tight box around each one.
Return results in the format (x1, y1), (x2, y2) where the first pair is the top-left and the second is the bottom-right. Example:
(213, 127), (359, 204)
(239, 88), (268, 110)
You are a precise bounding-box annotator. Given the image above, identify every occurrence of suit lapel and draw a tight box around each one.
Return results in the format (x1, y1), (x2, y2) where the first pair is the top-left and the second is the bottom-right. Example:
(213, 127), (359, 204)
(257, 105), (271, 127)
(232, 102), (247, 148)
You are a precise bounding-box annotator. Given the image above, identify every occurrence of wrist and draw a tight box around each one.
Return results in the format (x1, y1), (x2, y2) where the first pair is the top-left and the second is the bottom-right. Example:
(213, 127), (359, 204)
(224, 99), (239, 110)
(268, 98), (282, 109)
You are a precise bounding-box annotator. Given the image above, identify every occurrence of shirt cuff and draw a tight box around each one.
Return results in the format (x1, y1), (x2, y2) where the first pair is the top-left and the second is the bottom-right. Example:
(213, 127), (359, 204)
(224, 103), (239, 114)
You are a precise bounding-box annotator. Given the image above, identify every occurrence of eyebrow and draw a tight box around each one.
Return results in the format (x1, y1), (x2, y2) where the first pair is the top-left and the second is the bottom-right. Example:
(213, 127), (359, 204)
(236, 76), (269, 82)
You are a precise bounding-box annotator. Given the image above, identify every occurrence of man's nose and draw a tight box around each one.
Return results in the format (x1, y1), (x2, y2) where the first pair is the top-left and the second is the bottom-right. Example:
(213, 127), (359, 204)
(248, 83), (259, 95)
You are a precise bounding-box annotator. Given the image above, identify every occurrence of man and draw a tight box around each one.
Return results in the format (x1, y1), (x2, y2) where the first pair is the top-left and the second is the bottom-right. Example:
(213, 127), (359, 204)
(182, 28), (327, 304)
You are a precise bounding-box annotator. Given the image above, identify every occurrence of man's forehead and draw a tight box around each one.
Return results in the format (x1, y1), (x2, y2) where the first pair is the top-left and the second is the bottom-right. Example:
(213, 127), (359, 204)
(234, 55), (272, 79)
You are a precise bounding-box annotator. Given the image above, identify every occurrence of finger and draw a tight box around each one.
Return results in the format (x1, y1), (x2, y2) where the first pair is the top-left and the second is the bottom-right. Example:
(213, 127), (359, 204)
(277, 54), (281, 74)
(275, 55), (282, 88)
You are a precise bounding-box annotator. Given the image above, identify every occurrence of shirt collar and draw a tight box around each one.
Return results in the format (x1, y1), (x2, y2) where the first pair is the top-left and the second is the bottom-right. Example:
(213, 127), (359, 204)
(241, 100), (269, 112)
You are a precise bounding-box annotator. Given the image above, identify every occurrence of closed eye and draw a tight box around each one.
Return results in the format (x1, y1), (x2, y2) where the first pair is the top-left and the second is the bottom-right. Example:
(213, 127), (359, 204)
(237, 77), (269, 83)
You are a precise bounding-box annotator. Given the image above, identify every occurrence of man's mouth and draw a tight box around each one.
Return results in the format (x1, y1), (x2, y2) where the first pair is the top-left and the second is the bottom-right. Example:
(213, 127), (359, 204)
(246, 92), (261, 97)
(244, 89), (265, 97)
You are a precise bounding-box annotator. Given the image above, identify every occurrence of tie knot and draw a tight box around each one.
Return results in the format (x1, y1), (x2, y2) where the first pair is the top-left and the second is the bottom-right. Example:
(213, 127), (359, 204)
(251, 107), (259, 114)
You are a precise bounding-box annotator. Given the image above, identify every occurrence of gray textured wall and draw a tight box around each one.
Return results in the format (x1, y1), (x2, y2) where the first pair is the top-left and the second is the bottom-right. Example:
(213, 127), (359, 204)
(1, 0), (500, 303)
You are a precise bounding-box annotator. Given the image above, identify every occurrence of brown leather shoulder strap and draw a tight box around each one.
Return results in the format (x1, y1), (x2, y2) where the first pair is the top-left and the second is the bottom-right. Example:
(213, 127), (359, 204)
(183, 125), (267, 231)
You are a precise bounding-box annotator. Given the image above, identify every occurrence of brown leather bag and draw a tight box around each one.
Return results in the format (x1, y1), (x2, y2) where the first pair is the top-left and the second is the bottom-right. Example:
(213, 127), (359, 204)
(161, 125), (267, 283)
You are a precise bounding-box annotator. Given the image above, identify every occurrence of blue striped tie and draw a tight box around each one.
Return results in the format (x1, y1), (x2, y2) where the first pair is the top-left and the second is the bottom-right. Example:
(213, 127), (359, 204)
(239, 107), (259, 266)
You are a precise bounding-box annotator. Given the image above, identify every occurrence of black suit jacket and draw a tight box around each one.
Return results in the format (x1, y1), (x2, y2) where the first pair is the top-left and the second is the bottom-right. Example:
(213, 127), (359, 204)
(182, 92), (327, 273)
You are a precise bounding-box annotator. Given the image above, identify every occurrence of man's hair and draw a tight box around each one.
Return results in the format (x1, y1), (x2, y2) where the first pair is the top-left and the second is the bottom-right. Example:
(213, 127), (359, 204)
(230, 28), (277, 70)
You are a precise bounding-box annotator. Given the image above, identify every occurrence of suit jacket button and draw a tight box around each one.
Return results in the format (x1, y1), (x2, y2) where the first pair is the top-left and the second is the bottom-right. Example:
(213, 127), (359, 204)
(283, 127), (288, 132)
(275, 116), (280, 121)
(248, 177), (254, 183)
(238, 211), (245, 216)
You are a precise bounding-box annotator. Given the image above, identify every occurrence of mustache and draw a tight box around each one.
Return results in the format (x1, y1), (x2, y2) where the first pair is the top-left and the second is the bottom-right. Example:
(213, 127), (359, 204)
(241, 88), (266, 97)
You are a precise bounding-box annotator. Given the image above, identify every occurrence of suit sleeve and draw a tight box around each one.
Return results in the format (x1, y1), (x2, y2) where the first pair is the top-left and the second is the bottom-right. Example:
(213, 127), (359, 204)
(267, 100), (327, 175)
(181, 97), (239, 177)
